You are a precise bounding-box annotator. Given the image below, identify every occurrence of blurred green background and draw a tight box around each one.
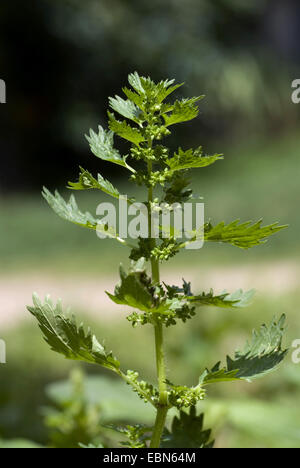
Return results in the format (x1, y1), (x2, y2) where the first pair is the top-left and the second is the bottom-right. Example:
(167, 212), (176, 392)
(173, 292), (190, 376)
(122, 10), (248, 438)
(0, 0), (300, 448)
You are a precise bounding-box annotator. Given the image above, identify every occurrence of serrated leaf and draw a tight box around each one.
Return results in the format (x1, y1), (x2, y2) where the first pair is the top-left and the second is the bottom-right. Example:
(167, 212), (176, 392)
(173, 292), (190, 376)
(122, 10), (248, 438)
(200, 315), (288, 384)
(122, 87), (145, 111)
(185, 219), (288, 249)
(155, 82), (184, 103)
(227, 315), (288, 379)
(128, 72), (184, 103)
(68, 167), (135, 204)
(199, 365), (240, 385)
(86, 125), (135, 172)
(108, 424), (151, 448)
(161, 407), (214, 448)
(187, 289), (255, 309)
(43, 187), (98, 230)
(106, 263), (154, 313)
(163, 96), (204, 127)
(109, 95), (142, 122)
(128, 72), (145, 95)
(106, 259), (176, 314)
(108, 112), (145, 146)
(27, 294), (120, 371)
(163, 173), (193, 204)
(68, 167), (120, 199)
(42, 188), (129, 246)
(140, 78), (183, 103)
(205, 219), (288, 248)
(167, 147), (223, 172)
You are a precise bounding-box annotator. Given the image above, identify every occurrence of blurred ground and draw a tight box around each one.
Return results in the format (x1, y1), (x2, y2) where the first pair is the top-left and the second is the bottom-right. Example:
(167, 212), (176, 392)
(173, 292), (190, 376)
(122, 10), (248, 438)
(0, 260), (299, 328)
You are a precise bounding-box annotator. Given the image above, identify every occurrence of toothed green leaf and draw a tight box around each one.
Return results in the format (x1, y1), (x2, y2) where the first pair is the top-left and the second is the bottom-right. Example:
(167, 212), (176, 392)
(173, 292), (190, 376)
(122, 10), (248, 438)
(68, 167), (120, 198)
(109, 95), (143, 122)
(27, 294), (120, 371)
(139, 77), (183, 103)
(106, 259), (177, 314)
(205, 220), (288, 248)
(42, 188), (98, 230)
(187, 288), (255, 308)
(161, 407), (214, 448)
(167, 147), (223, 172)
(128, 71), (145, 95)
(86, 125), (135, 172)
(163, 173), (193, 204)
(108, 112), (145, 146)
(42, 188), (129, 246)
(108, 424), (151, 448)
(128, 72), (183, 103)
(106, 264), (154, 313)
(122, 87), (145, 111)
(155, 82), (184, 103)
(163, 97), (204, 127)
(199, 365), (240, 385)
(200, 315), (288, 384)
(185, 219), (288, 249)
(68, 167), (135, 205)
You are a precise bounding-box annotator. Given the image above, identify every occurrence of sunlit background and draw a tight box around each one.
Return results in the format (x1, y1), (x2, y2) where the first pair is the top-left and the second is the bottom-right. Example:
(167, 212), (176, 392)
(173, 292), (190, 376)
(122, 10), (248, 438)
(0, 0), (300, 448)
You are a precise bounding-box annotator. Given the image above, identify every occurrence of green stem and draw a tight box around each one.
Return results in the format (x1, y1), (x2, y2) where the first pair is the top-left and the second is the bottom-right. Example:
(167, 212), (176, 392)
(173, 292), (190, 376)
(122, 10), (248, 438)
(150, 402), (169, 448)
(147, 160), (169, 448)
(150, 318), (169, 447)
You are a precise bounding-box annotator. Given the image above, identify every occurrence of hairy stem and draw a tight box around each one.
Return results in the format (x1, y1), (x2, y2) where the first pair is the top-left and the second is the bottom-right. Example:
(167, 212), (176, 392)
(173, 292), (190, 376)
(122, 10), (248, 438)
(150, 320), (169, 448)
(147, 160), (169, 448)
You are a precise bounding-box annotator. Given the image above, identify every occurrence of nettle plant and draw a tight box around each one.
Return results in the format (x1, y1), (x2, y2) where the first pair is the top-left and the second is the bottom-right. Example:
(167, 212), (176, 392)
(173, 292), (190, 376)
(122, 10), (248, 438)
(28, 73), (288, 449)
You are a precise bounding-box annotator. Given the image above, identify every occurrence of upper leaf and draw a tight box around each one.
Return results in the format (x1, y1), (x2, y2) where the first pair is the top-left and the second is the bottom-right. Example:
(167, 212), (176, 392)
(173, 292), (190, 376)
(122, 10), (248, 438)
(68, 167), (135, 204)
(106, 259), (179, 314)
(200, 315), (288, 384)
(166, 147), (223, 172)
(68, 167), (120, 199)
(109, 95), (143, 123)
(108, 112), (145, 146)
(204, 220), (288, 248)
(128, 71), (184, 103)
(42, 188), (129, 246)
(163, 97), (204, 127)
(161, 407), (214, 448)
(86, 125), (135, 172)
(187, 288), (255, 309)
(163, 173), (193, 204)
(128, 72), (145, 95)
(122, 87), (145, 111)
(43, 188), (98, 230)
(107, 260), (154, 313)
(27, 294), (120, 371)
(185, 219), (288, 249)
